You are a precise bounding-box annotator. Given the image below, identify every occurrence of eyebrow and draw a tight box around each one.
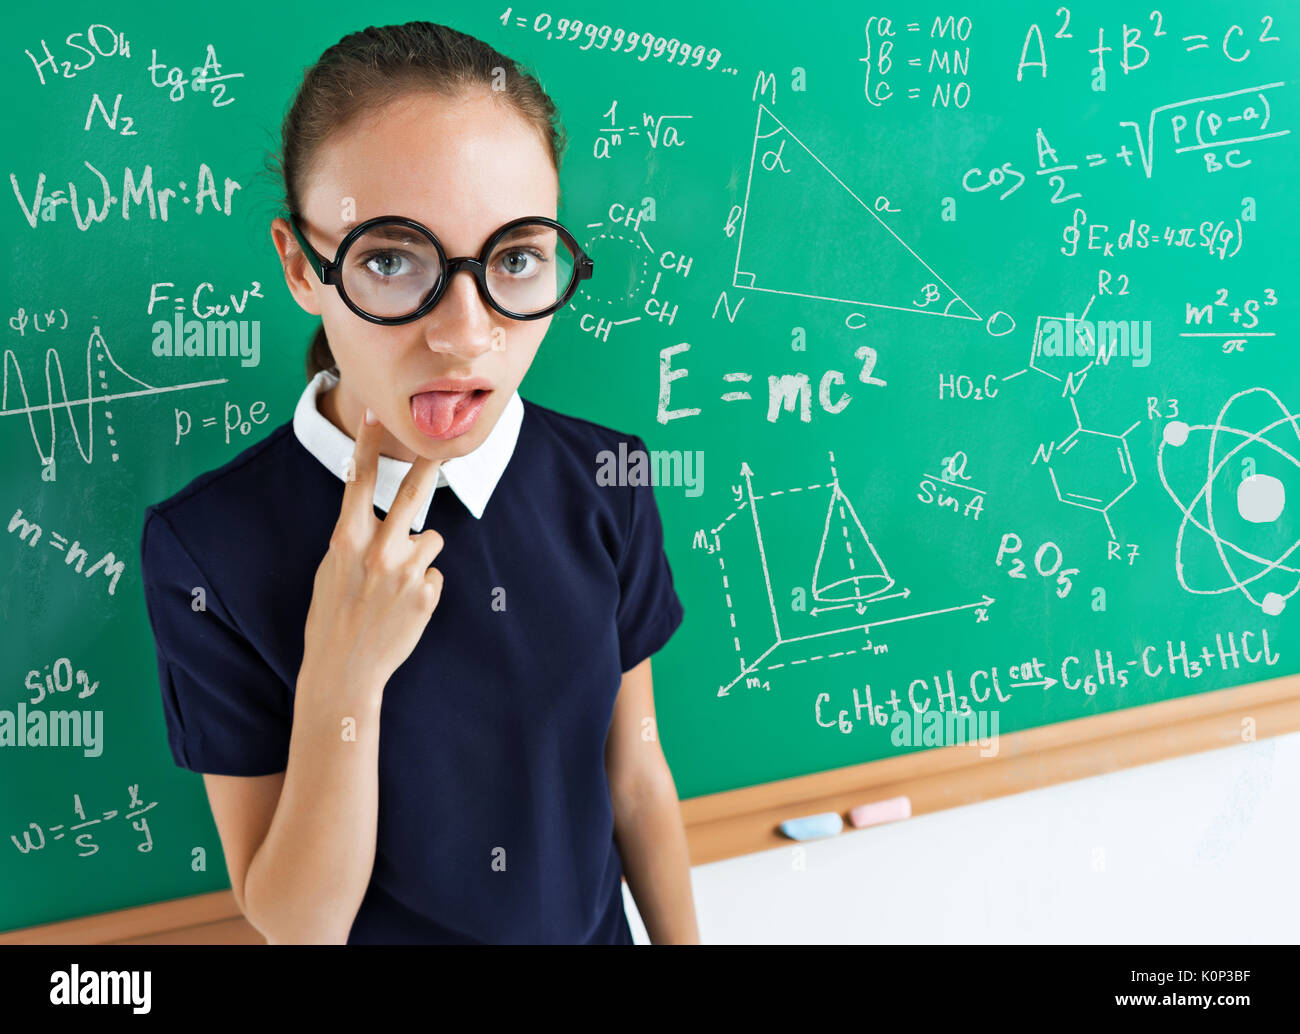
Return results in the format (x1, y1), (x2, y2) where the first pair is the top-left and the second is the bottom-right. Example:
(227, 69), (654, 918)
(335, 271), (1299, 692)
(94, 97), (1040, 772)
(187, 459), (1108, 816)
(490, 225), (556, 247)
(332, 218), (556, 252)
(363, 225), (428, 245)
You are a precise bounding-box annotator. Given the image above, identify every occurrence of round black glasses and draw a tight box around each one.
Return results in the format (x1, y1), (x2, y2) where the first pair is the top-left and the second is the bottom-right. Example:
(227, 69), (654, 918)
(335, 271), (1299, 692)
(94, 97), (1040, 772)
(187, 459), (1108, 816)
(287, 213), (595, 325)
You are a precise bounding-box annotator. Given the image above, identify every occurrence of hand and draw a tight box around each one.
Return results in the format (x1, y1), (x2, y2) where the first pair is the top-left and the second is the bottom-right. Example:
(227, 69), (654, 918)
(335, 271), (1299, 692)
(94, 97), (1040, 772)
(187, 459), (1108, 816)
(299, 408), (446, 699)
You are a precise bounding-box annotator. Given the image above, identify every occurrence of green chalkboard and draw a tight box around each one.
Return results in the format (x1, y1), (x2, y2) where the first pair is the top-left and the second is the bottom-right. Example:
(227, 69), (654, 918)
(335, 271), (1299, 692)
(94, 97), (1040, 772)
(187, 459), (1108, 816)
(3, 0), (1298, 932)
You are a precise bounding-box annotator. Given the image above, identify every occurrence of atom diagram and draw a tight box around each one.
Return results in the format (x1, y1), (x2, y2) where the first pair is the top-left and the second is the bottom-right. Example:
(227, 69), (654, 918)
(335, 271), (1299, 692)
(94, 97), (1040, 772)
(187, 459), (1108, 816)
(1157, 387), (1300, 616)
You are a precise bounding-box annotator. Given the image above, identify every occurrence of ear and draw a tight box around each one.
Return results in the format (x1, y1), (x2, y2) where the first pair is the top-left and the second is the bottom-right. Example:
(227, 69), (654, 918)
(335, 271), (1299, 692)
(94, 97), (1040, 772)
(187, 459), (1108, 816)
(270, 217), (323, 317)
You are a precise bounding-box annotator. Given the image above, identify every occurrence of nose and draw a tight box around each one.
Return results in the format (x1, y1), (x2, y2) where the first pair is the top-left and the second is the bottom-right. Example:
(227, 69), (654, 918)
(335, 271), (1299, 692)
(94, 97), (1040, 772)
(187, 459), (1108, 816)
(423, 262), (495, 359)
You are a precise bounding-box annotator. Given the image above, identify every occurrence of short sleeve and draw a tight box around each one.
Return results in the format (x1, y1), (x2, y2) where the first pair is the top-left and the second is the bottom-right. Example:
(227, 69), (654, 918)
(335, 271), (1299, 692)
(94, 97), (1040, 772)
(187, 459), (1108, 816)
(615, 438), (686, 672)
(139, 508), (292, 776)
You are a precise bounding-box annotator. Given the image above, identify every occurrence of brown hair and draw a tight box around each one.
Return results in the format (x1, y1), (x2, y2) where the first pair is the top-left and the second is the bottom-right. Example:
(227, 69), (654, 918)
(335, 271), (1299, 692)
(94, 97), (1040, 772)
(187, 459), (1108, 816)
(267, 21), (568, 381)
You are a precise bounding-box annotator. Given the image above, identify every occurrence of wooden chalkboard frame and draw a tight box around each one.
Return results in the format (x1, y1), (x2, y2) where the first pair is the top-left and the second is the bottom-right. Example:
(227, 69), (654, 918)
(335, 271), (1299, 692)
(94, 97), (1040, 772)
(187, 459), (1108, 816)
(3, 670), (1296, 943)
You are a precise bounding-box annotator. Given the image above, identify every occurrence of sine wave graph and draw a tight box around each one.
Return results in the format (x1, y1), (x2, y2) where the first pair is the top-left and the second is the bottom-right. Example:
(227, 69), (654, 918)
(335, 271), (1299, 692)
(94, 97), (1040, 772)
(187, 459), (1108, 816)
(1, 325), (227, 466)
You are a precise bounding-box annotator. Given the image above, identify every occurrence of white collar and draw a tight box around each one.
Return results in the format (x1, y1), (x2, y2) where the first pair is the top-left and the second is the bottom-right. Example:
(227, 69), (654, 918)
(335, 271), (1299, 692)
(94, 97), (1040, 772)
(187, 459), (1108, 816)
(292, 369), (523, 531)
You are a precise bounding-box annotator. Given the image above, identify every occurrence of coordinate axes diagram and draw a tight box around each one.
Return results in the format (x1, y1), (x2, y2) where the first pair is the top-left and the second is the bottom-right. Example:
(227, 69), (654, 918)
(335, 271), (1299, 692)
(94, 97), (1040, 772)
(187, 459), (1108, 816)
(732, 104), (983, 324)
(708, 451), (996, 696)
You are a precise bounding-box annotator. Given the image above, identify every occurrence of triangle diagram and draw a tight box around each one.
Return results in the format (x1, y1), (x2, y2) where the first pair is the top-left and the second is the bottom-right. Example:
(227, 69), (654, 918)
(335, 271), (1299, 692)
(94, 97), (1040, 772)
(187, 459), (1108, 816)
(734, 104), (980, 321)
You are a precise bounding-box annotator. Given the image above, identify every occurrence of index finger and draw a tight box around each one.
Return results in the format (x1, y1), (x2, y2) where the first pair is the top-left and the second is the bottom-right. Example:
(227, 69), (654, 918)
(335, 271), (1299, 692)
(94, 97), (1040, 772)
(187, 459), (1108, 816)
(336, 407), (383, 534)
(380, 453), (443, 541)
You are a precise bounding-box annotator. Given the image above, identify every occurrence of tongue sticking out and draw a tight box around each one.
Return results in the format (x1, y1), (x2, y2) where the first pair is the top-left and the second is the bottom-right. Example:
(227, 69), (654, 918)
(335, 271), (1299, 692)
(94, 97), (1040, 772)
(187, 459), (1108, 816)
(411, 390), (471, 436)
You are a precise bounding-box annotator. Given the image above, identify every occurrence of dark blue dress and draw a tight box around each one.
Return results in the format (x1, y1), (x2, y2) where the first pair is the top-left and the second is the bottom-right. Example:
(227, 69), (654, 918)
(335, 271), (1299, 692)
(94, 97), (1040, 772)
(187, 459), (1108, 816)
(139, 399), (685, 944)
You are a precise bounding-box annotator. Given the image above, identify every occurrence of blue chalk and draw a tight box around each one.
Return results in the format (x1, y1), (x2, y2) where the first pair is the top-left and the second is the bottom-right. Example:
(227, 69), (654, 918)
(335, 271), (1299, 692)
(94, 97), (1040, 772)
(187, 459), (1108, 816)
(779, 812), (844, 841)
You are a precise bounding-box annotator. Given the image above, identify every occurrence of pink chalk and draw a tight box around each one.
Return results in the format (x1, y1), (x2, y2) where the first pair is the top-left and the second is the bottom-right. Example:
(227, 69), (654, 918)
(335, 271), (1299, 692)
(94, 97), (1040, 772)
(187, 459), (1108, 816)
(848, 796), (912, 828)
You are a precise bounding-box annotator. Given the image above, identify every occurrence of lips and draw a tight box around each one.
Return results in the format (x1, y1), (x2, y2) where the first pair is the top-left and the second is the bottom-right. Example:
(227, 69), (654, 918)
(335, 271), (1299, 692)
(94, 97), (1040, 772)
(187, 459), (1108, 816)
(411, 377), (494, 394)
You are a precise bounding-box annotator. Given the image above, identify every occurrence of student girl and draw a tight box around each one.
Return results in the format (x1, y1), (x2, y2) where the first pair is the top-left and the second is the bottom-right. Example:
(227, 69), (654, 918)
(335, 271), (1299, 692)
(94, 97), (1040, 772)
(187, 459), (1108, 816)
(139, 20), (698, 945)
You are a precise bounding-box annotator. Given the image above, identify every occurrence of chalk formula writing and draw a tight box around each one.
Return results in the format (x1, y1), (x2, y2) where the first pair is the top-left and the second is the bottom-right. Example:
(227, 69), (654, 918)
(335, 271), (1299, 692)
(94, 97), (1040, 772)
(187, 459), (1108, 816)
(9, 785), (159, 858)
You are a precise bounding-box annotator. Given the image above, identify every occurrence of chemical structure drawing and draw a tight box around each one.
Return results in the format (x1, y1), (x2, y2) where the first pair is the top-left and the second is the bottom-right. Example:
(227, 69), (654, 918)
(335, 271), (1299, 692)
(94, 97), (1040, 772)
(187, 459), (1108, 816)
(1004, 294), (1141, 540)
(1042, 401), (1140, 541)
(704, 450), (995, 696)
(1157, 386), (1300, 616)
(575, 204), (690, 338)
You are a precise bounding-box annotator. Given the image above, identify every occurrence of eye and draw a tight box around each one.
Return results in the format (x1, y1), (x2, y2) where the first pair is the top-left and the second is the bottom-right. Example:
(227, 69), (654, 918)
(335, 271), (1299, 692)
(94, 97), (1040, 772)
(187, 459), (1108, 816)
(359, 250), (422, 279)
(495, 247), (545, 278)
